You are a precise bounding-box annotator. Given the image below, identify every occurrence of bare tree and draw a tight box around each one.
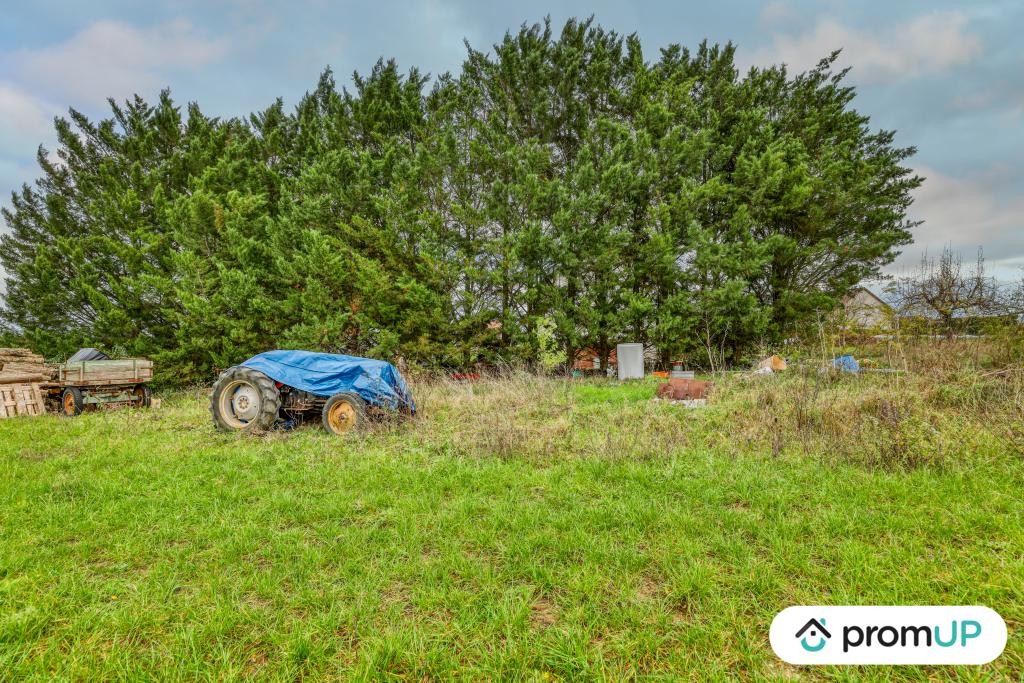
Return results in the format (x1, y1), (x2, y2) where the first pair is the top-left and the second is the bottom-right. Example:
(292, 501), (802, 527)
(889, 246), (1007, 337)
(1008, 273), (1024, 318)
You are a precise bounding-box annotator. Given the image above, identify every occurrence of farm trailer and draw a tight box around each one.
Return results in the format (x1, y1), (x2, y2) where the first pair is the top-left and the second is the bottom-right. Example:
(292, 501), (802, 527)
(44, 359), (154, 416)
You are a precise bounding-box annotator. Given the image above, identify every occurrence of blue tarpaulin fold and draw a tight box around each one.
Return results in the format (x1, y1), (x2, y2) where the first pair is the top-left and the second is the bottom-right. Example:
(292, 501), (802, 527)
(241, 350), (415, 411)
(832, 354), (860, 373)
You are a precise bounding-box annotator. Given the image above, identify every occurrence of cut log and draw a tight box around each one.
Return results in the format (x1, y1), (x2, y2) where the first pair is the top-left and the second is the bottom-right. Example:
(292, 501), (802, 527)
(0, 349), (46, 367)
(0, 372), (52, 384)
(0, 348), (39, 357)
(0, 355), (45, 364)
(0, 361), (51, 374)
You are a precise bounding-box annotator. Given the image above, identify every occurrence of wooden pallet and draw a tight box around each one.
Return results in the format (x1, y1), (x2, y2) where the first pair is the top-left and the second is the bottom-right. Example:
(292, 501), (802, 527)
(0, 383), (45, 418)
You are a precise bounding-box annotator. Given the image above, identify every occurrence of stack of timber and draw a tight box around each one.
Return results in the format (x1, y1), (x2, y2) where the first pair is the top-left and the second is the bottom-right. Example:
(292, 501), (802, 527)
(0, 348), (50, 418)
(0, 348), (53, 384)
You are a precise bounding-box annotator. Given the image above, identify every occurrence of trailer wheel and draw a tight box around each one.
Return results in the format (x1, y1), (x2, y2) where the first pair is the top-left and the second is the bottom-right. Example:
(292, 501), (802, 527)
(133, 384), (152, 408)
(210, 366), (281, 432)
(61, 387), (85, 417)
(322, 392), (366, 435)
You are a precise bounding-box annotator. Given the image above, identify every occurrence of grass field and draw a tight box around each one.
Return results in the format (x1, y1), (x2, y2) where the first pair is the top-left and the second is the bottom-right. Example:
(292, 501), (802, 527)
(0, 369), (1021, 680)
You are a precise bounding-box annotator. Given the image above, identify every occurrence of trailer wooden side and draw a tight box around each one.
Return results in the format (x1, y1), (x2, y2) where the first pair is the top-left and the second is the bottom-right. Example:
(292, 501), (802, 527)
(58, 359), (154, 386)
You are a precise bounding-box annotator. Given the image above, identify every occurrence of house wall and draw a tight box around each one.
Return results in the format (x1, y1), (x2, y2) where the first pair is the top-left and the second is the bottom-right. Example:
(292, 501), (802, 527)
(844, 290), (890, 328)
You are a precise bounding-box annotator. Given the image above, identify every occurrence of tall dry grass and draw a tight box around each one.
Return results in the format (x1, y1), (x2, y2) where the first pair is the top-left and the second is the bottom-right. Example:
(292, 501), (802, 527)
(395, 370), (697, 462)
(386, 338), (1021, 470)
(729, 331), (1024, 467)
(717, 367), (1021, 469)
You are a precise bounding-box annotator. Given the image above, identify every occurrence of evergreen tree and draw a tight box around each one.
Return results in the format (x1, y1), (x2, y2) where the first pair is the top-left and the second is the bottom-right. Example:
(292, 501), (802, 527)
(0, 18), (923, 380)
(1, 92), (202, 363)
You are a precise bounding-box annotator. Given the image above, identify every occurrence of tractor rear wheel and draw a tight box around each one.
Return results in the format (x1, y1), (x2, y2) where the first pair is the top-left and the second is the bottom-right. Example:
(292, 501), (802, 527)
(322, 392), (366, 435)
(210, 366), (281, 432)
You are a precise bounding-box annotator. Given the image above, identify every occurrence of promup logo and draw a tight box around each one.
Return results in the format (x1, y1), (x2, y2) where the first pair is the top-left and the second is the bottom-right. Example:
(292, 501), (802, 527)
(795, 618), (831, 652)
(770, 606), (1006, 665)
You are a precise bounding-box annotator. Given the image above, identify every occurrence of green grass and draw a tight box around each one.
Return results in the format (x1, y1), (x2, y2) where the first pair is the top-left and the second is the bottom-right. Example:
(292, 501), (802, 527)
(0, 375), (1021, 681)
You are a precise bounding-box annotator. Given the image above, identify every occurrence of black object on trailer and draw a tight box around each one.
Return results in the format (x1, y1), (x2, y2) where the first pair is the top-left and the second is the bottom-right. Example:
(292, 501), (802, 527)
(67, 347), (111, 362)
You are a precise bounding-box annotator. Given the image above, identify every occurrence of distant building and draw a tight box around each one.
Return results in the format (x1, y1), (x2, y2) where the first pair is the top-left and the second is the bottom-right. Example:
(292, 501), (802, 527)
(842, 287), (892, 329)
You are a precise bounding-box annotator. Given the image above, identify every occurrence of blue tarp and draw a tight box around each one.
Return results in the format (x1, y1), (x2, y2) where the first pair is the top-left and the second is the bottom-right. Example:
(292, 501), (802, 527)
(832, 354), (860, 373)
(241, 350), (415, 411)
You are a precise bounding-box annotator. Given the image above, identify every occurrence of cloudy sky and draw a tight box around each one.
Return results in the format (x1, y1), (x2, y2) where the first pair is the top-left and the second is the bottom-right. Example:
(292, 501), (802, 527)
(2, 0), (1022, 281)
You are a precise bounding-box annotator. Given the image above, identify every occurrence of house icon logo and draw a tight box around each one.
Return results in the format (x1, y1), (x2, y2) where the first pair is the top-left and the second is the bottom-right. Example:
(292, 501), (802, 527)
(796, 618), (831, 652)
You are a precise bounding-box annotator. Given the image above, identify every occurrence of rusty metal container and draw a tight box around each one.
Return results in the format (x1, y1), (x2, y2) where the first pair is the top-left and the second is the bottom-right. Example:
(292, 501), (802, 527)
(656, 378), (712, 400)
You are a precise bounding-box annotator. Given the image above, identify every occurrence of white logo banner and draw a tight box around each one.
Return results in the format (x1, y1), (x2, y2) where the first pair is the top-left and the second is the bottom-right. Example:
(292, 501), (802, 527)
(770, 606), (1007, 665)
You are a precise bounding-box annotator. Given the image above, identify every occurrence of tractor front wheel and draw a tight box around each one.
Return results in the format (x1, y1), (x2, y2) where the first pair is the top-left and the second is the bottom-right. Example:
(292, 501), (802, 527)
(322, 392), (366, 435)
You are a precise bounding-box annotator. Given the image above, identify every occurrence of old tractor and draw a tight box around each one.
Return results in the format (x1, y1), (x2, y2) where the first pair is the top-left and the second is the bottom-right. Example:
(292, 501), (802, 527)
(210, 350), (415, 435)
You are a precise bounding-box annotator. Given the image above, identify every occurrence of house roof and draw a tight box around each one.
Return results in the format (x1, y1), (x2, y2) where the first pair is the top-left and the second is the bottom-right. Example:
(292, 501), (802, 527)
(844, 286), (891, 310)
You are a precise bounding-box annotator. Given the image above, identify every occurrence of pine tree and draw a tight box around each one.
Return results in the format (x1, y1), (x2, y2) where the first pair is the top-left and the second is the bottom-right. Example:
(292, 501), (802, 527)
(0, 18), (924, 379)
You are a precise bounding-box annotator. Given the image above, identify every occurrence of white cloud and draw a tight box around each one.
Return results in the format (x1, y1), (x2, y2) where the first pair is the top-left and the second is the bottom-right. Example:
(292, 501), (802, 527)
(9, 19), (227, 106)
(759, 1), (795, 26)
(889, 165), (1024, 279)
(0, 83), (59, 161)
(0, 83), (55, 138)
(951, 85), (1024, 120)
(743, 11), (981, 83)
